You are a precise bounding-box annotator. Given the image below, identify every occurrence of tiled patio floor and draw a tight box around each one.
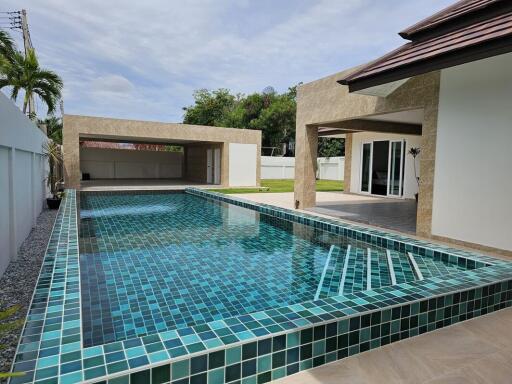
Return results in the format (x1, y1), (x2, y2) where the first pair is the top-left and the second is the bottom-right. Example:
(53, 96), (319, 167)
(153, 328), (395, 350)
(275, 307), (512, 384)
(311, 195), (417, 234)
(232, 192), (417, 233)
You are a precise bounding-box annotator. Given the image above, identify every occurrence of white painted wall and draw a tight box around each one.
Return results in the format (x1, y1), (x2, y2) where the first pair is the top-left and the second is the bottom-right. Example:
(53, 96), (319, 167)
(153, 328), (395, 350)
(229, 143), (257, 186)
(0, 92), (48, 277)
(261, 156), (295, 179)
(261, 156), (344, 180)
(317, 157), (344, 181)
(80, 147), (183, 179)
(432, 53), (512, 251)
(350, 132), (422, 199)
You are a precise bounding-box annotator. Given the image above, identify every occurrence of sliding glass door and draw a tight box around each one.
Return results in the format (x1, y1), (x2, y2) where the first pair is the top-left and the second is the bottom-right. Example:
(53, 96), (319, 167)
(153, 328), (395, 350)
(361, 143), (372, 193)
(360, 139), (406, 197)
(388, 140), (405, 196)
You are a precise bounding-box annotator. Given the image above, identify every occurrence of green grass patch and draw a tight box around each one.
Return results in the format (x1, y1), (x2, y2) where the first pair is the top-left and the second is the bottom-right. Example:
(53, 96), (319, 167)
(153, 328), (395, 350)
(210, 179), (343, 194)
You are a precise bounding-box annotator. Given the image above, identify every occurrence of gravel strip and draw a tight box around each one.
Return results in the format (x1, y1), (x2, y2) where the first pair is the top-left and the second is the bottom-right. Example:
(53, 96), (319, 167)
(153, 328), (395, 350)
(0, 209), (58, 375)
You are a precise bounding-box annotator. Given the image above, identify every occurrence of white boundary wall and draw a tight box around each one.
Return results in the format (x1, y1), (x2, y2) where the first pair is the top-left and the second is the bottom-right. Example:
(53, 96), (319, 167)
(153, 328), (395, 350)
(80, 147), (184, 179)
(261, 156), (344, 180)
(0, 93), (48, 277)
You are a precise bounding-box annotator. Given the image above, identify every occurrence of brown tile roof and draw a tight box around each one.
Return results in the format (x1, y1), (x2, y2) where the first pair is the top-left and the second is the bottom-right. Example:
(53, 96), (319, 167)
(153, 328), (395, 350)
(344, 11), (512, 81)
(399, 0), (503, 39)
(339, 0), (512, 91)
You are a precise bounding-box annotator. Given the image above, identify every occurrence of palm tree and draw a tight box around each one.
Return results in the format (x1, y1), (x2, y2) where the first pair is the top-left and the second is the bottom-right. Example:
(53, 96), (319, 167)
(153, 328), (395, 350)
(39, 116), (63, 144)
(0, 48), (63, 115)
(42, 139), (63, 198)
(0, 29), (15, 61)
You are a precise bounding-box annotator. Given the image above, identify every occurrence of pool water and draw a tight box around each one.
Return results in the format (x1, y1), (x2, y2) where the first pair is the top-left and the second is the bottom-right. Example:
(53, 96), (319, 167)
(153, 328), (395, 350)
(79, 192), (470, 347)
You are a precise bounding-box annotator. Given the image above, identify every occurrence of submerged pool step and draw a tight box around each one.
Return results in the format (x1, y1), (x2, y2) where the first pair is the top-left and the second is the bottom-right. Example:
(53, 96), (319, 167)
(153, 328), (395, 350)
(368, 249), (393, 290)
(407, 252), (424, 281)
(407, 251), (466, 279)
(314, 245), (348, 300)
(338, 246), (367, 295)
(315, 246), (439, 299)
(387, 250), (417, 284)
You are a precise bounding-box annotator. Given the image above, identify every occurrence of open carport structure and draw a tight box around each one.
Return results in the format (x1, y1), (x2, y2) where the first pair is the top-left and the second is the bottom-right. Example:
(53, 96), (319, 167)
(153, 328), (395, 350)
(63, 114), (261, 190)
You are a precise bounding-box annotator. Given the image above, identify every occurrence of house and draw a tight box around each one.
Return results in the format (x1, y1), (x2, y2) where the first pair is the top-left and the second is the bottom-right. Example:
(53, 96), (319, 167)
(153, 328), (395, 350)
(63, 114), (261, 189)
(294, 0), (512, 255)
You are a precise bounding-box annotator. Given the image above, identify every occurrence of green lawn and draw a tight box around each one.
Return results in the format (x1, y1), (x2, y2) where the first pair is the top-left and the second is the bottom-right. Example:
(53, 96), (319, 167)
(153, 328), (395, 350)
(210, 179), (344, 194)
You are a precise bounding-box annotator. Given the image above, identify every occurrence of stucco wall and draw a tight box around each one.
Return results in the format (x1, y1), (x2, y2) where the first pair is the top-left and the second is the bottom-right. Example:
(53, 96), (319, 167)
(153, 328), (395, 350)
(80, 147), (184, 179)
(350, 132), (422, 199)
(229, 143), (257, 186)
(432, 53), (512, 252)
(0, 93), (48, 276)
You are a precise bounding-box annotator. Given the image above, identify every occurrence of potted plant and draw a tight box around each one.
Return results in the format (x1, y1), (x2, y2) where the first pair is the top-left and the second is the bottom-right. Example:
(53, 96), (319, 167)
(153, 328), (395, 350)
(43, 140), (63, 209)
(408, 147), (421, 202)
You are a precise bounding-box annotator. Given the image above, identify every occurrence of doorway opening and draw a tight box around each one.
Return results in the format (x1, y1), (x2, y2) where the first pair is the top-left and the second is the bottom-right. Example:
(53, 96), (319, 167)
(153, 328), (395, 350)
(360, 140), (405, 197)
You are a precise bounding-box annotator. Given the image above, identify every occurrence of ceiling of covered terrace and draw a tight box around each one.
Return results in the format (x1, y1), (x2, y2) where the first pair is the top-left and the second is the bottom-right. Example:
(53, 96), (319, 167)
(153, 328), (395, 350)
(315, 109), (424, 137)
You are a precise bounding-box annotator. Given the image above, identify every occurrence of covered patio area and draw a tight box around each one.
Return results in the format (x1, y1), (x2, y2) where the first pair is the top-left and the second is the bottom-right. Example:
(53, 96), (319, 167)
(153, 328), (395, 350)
(309, 193), (417, 233)
(231, 191), (417, 234)
(63, 114), (262, 190)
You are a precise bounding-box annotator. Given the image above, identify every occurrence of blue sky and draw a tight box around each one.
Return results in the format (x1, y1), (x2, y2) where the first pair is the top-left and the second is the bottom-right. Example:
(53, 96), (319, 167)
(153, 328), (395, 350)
(2, 0), (453, 122)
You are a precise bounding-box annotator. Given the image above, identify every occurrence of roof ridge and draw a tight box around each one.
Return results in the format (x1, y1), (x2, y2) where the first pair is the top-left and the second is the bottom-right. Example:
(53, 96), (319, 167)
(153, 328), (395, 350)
(399, 0), (503, 39)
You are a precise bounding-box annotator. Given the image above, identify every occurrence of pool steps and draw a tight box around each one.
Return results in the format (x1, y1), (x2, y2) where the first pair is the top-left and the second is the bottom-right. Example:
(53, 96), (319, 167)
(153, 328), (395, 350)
(314, 245), (336, 301)
(386, 250), (397, 285)
(366, 248), (372, 291)
(407, 251), (425, 281)
(338, 245), (352, 296)
(314, 246), (438, 300)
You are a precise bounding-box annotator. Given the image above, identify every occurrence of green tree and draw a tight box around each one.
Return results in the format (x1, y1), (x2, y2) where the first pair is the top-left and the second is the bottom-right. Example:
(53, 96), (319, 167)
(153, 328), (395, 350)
(39, 116), (63, 144)
(182, 83), (345, 157)
(183, 86), (298, 150)
(0, 30), (16, 62)
(249, 95), (295, 147)
(318, 137), (344, 157)
(183, 88), (238, 126)
(0, 48), (63, 115)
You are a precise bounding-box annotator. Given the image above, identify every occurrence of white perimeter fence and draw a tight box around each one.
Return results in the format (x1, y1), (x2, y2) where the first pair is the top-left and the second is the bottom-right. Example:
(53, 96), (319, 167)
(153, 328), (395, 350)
(261, 156), (344, 180)
(0, 93), (48, 277)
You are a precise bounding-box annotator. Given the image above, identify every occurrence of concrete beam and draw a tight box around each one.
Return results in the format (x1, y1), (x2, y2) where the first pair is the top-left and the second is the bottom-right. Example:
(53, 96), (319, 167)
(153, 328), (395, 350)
(315, 119), (422, 136)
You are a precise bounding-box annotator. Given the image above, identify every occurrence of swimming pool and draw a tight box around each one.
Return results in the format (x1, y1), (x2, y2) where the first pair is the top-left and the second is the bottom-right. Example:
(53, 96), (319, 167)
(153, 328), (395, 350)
(10, 189), (512, 384)
(79, 192), (475, 348)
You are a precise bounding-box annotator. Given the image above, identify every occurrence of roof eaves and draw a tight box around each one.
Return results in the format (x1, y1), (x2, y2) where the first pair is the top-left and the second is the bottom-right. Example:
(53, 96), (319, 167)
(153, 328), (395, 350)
(399, 0), (503, 40)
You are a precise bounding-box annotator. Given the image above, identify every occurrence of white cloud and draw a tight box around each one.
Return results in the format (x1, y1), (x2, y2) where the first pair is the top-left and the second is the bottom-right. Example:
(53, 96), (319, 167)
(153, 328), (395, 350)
(92, 75), (134, 94)
(2, 0), (454, 121)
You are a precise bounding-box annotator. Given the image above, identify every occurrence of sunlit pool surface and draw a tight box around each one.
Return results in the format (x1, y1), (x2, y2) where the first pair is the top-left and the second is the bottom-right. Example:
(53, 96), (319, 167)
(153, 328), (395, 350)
(79, 192), (473, 347)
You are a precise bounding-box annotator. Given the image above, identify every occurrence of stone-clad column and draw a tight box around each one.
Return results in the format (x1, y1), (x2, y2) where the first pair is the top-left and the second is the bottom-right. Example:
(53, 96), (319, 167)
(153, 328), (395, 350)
(221, 142), (229, 187)
(294, 123), (318, 209)
(416, 74), (441, 237)
(343, 133), (353, 193)
(63, 115), (81, 188)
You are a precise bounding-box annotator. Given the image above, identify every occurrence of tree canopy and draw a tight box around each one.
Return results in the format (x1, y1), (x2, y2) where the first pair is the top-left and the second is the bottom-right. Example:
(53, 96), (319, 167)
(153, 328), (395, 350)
(0, 30), (63, 118)
(183, 86), (344, 157)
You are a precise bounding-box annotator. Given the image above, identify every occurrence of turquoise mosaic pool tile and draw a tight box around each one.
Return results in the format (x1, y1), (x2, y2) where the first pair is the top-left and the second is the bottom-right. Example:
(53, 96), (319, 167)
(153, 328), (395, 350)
(79, 190), (488, 350)
(9, 189), (512, 384)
